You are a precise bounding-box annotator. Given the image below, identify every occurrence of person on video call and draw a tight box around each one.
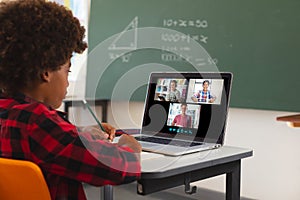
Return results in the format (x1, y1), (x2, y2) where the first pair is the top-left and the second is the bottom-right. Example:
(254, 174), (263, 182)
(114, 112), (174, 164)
(171, 103), (192, 128)
(191, 80), (216, 103)
(0, 1), (141, 199)
(166, 80), (181, 102)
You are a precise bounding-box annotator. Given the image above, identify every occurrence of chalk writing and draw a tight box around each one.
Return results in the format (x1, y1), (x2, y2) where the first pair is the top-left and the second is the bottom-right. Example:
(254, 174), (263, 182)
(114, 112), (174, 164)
(108, 17), (138, 51)
(163, 19), (208, 28)
(161, 33), (208, 44)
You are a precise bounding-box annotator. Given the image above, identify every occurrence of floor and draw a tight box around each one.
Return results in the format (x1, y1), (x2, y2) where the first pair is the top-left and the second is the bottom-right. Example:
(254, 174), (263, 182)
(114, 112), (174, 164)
(84, 183), (257, 200)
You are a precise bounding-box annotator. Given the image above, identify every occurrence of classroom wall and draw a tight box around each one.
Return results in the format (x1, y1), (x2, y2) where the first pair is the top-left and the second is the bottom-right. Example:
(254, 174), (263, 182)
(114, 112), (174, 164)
(199, 108), (300, 200)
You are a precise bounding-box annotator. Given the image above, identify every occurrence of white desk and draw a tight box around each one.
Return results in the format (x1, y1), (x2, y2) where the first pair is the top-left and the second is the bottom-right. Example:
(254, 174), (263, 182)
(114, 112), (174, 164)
(102, 146), (253, 200)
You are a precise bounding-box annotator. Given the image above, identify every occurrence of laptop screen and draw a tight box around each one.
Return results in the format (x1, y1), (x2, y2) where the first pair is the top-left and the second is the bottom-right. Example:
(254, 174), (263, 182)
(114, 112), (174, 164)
(142, 72), (232, 144)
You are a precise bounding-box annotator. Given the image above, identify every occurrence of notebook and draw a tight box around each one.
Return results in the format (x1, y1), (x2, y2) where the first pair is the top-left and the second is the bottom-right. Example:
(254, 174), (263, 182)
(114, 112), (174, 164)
(120, 72), (232, 156)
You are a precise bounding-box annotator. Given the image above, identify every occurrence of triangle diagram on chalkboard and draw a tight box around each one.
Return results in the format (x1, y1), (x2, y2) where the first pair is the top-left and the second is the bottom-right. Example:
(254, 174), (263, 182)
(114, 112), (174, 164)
(108, 16), (138, 50)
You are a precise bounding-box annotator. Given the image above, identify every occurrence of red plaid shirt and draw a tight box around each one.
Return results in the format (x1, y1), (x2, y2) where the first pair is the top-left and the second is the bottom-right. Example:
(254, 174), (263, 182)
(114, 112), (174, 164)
(0, 94), (141, 200)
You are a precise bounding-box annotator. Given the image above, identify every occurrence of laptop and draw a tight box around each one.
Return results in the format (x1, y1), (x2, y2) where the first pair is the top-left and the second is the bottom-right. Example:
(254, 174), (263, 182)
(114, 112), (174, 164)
(121, 72), (232, 156)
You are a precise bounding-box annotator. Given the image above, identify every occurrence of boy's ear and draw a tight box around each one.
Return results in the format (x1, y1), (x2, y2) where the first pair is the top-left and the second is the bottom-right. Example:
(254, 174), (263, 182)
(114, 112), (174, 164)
(40, 70), (51, 82)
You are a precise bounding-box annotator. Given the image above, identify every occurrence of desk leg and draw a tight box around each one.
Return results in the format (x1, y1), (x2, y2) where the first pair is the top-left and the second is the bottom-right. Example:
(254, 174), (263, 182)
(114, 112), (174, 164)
(226, 160), (241, 200)
(101, 185), (113, 200)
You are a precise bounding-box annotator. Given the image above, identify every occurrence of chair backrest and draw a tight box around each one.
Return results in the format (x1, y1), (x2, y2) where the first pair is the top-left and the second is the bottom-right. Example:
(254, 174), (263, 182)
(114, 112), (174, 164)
(0, 158), (51, 200)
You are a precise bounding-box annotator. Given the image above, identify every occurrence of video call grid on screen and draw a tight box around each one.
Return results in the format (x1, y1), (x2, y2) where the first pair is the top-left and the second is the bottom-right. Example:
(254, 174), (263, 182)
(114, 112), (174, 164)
(142, 72), (231, 142)
(154, 78), (224, 105)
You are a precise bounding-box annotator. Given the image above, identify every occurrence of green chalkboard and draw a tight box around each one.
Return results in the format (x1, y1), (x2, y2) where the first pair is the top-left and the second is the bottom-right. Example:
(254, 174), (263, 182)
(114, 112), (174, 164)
(86, 0), (300, 112)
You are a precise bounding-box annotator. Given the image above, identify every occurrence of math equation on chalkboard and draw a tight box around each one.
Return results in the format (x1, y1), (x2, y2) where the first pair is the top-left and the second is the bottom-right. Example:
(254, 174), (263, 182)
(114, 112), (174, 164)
(107, 16), (218, 67)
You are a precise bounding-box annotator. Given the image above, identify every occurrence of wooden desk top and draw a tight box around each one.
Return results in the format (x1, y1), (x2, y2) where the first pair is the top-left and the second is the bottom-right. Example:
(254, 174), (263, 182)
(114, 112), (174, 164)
(276, 114), (300, 127)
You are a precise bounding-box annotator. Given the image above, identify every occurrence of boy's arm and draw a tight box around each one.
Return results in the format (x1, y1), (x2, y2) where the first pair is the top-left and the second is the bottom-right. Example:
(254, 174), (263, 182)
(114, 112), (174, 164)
(29, 112), (140, 186)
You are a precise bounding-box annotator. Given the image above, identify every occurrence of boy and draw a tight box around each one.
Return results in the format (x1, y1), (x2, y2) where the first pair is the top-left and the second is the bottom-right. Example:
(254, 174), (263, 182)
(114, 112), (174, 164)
(0, 0), (141, 199)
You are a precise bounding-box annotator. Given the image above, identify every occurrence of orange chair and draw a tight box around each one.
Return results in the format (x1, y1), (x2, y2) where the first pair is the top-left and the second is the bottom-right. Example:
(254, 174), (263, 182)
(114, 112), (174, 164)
(0, 158), (51, 200)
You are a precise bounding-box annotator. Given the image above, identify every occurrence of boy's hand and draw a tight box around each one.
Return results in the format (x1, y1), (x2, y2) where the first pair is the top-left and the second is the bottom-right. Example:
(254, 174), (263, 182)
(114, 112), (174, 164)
(80, 123), (116, 142)
(117, 134), (142, 153)
(101, 123), (116, 142)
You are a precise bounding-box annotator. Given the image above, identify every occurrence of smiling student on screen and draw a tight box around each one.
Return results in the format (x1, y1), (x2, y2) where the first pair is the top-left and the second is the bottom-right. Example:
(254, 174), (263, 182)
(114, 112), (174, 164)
(166, 80), (181, 102)
(191, 80), (216, 103)
(171, 103), (192, 128)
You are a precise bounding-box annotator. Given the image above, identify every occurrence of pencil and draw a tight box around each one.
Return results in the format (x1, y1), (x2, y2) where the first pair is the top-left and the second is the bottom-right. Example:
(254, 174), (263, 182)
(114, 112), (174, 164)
(82, 99), (106, 132)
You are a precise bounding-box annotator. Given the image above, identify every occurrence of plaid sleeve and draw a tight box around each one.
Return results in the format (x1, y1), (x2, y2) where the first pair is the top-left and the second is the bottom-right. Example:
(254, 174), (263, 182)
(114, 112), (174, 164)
(28, 104), (141, 186)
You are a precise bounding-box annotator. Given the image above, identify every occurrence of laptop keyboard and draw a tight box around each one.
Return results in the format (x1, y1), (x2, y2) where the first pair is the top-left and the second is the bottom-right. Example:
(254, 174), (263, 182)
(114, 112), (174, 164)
(135, 136), (203, 147)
